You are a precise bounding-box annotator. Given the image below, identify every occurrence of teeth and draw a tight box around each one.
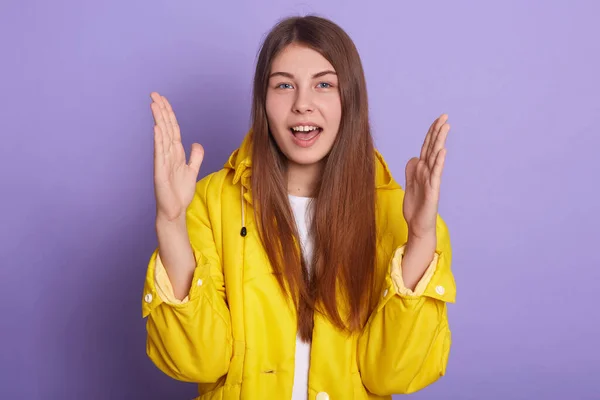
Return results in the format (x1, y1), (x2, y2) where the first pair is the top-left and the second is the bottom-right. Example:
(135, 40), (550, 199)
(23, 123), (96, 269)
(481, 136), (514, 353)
(291, 125), (319, 132)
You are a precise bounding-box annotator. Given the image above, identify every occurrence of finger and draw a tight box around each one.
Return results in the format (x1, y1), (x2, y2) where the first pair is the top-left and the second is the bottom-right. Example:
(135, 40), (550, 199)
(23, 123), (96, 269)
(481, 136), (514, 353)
(162, 96), (182, 143)
(151, 100), (172, 153)
(420, 118), (438, 160)
(159, 97), (174, 151)
(430, 148), (447, 190)
(151, 102), (170, 152)
(157, 95), (173, 138)
(154, 124), (165, 167)
(149, 93), (164, 126)
(150, 93), (172, 142)
(428, 123), (450, 170)
(188, 143), (205, 176)
(426, 114), (448, 166)
(404, 157), (419, 190)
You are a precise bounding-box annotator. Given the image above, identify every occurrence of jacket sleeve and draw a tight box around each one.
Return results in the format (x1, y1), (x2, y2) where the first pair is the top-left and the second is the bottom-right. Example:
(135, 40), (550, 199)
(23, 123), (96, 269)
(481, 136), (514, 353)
(141, 174), (232, 383)
(357, 214), (455, 395)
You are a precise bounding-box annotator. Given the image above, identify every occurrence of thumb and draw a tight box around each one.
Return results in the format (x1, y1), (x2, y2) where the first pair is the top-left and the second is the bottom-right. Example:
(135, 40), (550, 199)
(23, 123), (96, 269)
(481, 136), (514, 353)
(405, 157), (419, 189)
(188, 143), (205, 176)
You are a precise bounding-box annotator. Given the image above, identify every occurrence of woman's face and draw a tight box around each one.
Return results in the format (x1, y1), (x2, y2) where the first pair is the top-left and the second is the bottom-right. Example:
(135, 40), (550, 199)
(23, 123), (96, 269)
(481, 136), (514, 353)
(266, 43), (342, 167)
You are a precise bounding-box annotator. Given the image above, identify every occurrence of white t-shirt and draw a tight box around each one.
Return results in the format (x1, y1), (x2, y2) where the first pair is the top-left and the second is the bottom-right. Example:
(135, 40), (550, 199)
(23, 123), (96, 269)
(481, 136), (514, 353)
(288, 194), (314, 400)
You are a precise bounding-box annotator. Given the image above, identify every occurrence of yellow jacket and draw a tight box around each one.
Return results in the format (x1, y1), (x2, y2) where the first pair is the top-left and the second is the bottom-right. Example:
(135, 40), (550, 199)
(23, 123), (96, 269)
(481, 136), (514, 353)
(141, 131), (456, 399)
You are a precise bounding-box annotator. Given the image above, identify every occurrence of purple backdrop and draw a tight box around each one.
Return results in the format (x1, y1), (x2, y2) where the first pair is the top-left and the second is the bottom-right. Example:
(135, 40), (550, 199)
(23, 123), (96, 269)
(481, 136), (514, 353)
(1, 0), (598, 399)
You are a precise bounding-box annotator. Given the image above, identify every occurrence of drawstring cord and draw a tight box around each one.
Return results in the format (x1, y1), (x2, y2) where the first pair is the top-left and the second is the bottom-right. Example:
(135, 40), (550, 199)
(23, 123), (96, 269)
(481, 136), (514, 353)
(240, 185), (247, 237)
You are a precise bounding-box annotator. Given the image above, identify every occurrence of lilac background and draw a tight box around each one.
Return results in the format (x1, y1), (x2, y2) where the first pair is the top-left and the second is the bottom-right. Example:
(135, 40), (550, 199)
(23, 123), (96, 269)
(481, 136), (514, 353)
(1, 0), (598, 399)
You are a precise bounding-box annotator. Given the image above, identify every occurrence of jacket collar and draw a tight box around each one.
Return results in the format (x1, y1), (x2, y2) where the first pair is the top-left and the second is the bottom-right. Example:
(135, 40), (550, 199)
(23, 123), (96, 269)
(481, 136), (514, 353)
(224, 129), (401, 204)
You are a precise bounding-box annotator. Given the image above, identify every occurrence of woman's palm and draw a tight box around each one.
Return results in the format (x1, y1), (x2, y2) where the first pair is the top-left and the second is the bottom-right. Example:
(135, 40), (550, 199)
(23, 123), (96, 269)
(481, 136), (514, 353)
(403, 114), (449, 238)
(151, 92), (204, 221)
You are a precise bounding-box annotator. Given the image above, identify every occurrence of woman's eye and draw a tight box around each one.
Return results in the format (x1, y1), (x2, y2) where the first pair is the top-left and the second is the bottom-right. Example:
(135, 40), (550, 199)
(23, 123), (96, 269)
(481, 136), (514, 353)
(317, 82), (332, 88)
(277, 83), (293, 89)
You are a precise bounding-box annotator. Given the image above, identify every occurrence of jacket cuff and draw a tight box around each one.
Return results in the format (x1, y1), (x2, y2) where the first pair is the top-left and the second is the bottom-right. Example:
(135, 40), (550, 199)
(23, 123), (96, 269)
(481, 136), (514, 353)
(142, 247), (212, 318)
(390, 245), (438, 296)
(154, 253), (189, 304)
(388, 245), (455, 303)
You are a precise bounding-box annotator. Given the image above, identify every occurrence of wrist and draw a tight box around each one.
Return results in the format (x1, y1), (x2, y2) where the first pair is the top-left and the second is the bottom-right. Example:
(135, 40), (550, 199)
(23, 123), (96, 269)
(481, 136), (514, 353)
(401, 235), (437, 291)
(406, 232), (436, 252)
(403, 234), (436, 269)
(156, 213), (187, 232)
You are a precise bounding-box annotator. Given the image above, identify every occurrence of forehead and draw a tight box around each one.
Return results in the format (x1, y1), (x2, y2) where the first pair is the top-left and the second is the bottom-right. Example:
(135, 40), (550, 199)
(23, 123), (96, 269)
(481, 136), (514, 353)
(270, 43), (336, 75)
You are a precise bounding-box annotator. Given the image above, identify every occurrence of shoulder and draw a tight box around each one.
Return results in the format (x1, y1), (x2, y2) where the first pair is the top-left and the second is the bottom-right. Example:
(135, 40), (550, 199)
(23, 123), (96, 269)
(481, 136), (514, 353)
(194, 168), (233, 201)
(186, 168), (234, 235)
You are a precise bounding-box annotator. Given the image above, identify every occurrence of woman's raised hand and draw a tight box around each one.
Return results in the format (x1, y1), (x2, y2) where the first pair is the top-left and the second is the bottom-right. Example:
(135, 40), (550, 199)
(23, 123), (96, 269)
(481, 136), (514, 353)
(151, 92), (204, 222)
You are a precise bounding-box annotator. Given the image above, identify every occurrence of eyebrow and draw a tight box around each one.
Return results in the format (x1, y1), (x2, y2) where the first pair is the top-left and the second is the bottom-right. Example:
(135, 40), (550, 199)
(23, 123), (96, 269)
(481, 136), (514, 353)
(269, 70), (337, 79)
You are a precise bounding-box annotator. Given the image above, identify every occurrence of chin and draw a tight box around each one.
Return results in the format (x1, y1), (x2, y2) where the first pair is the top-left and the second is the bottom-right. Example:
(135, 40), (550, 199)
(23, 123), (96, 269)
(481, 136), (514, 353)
(285, 151), (328, 166)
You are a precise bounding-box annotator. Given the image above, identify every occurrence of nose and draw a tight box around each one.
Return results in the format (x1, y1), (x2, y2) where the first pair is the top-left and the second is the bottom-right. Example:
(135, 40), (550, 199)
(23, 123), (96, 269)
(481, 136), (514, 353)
(292, 87), (314, 114)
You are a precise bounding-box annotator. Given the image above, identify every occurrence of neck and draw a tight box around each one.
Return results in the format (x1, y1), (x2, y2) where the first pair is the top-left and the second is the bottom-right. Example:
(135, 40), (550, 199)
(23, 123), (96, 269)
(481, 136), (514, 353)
(286, 160), (323, 197)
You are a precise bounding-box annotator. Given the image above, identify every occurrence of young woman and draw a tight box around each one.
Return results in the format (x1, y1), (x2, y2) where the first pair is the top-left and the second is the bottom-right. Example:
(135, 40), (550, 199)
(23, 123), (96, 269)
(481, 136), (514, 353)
(142, 15), (455, 400)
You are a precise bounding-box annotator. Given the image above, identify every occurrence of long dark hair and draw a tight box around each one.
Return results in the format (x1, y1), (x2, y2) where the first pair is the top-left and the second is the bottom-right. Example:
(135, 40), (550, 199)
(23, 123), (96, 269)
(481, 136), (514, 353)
(250, 15), (377, 342)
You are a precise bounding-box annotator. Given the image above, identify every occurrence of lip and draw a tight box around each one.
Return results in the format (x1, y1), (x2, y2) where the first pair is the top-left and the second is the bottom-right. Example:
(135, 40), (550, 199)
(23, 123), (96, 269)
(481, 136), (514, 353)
(288, 121), (323, 129)
(289, 127), (322, 148)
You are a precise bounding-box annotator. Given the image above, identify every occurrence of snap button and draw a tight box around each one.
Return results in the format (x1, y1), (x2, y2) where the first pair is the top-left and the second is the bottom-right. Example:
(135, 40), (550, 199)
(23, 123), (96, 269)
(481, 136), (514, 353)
(196, 279), (203, 287)
(435, 285), (445, 295)
(144, 293), (153, 303)
(316, 392), (330, 400)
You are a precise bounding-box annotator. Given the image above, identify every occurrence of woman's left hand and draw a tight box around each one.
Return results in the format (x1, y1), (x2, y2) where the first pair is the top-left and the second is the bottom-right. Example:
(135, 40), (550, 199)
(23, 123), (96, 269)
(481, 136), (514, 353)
(403, 114), (450, 240)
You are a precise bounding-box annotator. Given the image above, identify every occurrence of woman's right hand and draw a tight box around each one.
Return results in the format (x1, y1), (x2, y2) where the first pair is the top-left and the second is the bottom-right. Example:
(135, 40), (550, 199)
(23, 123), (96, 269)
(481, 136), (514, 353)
(151, 92), (204, 222)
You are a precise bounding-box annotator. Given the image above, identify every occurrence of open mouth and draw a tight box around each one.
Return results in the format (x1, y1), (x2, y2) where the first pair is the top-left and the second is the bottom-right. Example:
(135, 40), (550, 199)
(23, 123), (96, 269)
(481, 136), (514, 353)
(289, 125), (323, 141)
